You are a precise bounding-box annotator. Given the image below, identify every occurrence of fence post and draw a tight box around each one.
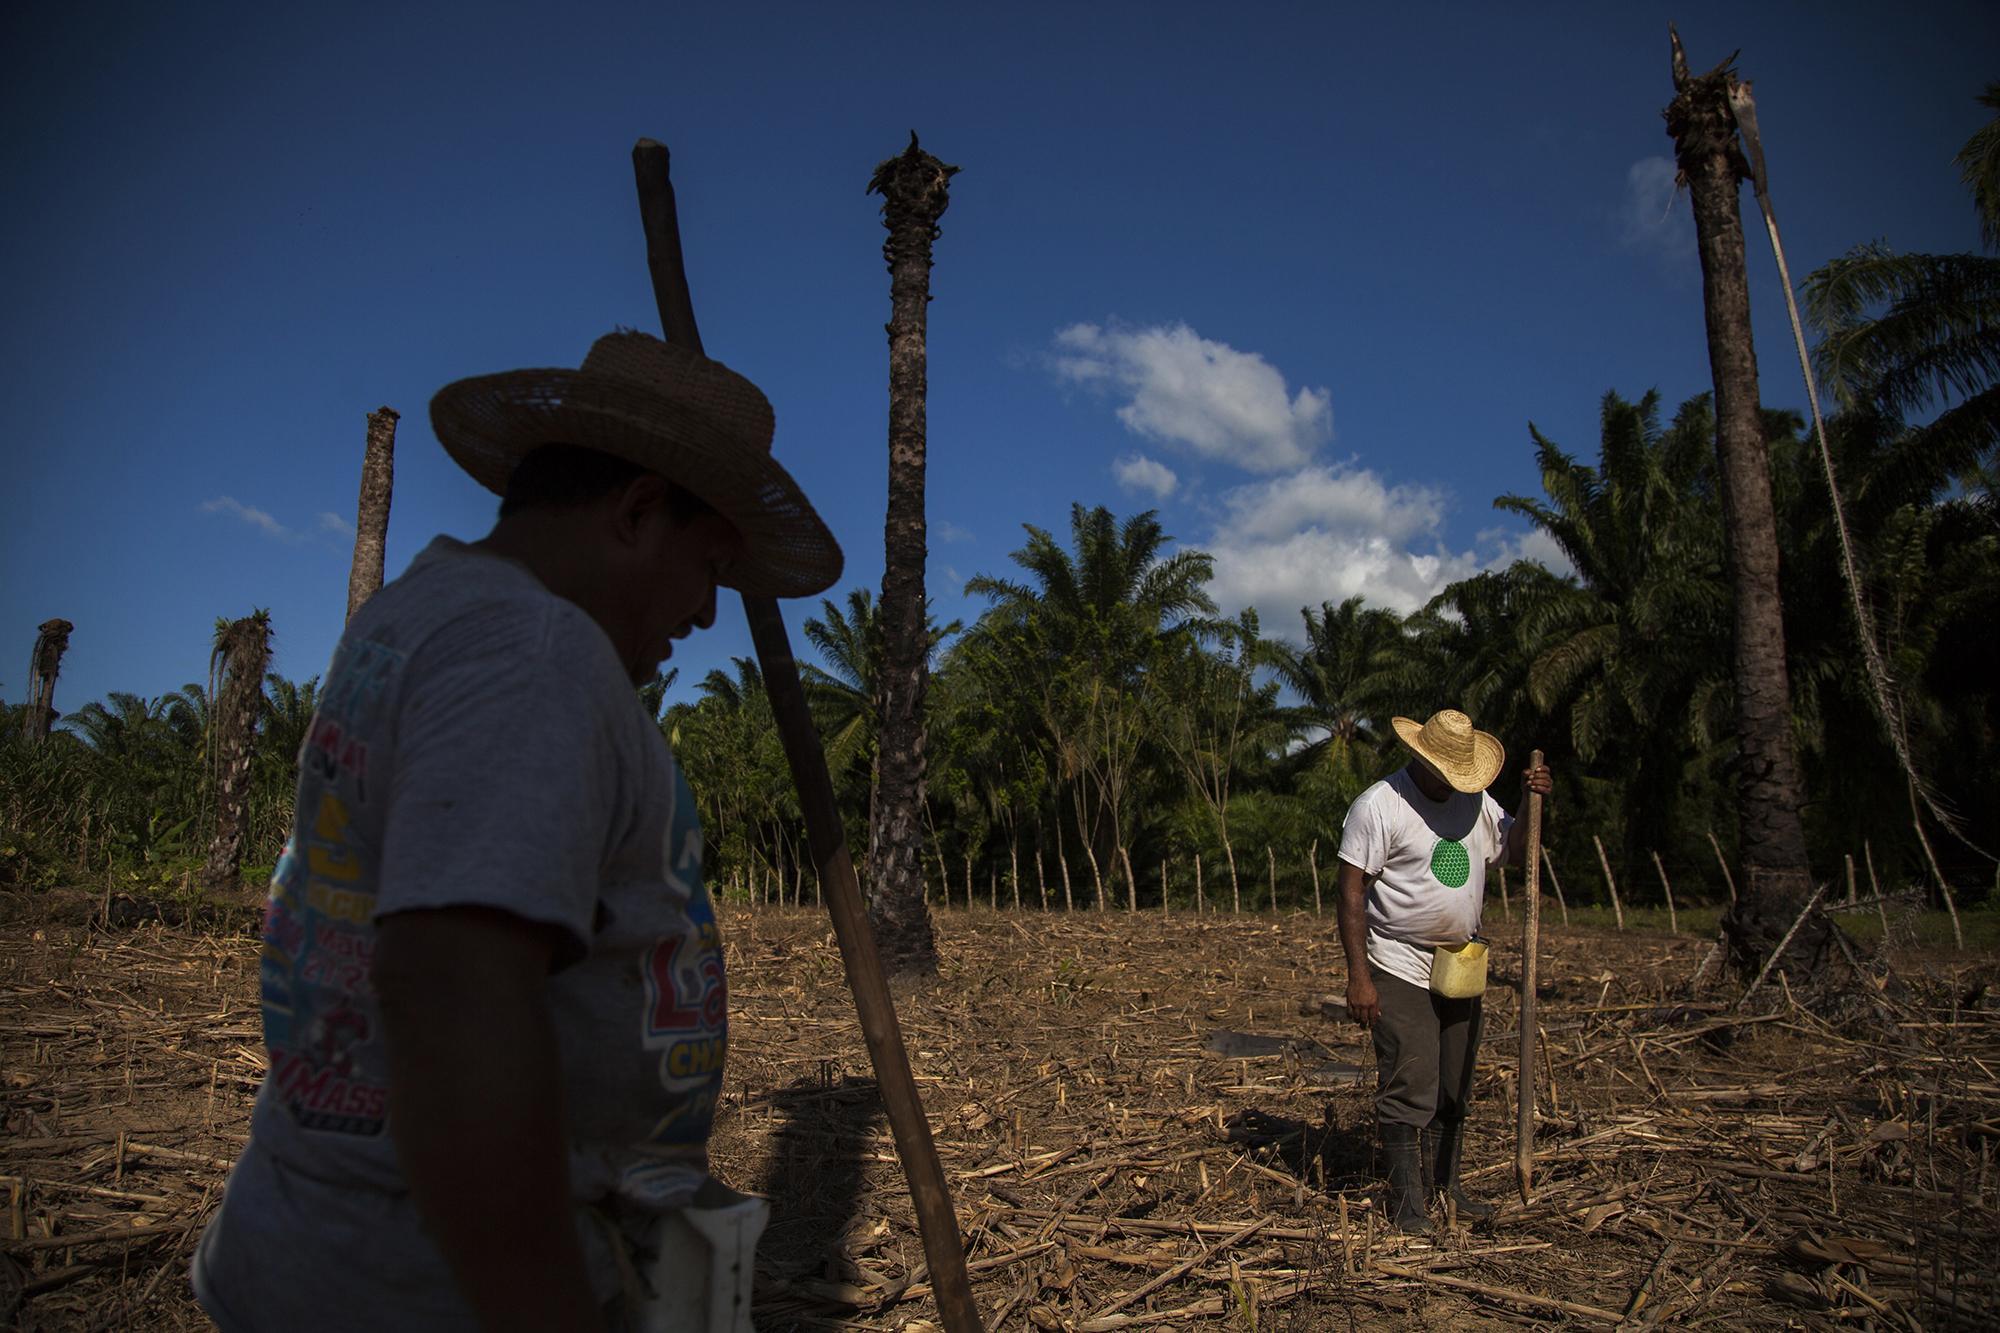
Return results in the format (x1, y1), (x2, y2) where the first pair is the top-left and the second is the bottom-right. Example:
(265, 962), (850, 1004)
(1161, 860), (1169, 918)
(1309, 840), (1321, 918)
(1705, 828), (1738, 904)
(1267, 846), (1277, 914)
(1651, 850), (1677, 933)
(1541, 847), (1570, 927)
(1865, 839), (1891, 940)
(1195, 854), (1205, 914)
(1593, 836), (1625, 931)
(1910, 793), (1964, 950)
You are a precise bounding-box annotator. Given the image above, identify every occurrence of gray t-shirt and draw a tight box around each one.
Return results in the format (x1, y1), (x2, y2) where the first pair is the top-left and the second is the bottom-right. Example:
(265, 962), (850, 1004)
(194, 537), (727, 1329)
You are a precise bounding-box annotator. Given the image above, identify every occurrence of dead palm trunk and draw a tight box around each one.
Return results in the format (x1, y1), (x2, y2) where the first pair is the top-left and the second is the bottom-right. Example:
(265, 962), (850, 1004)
(345, 407), (398, 623)
(1665, 29), (1820, 977)
(202, 611), (272, 895)
(865, 133), (958, 974)
(23, 618), (73, 742)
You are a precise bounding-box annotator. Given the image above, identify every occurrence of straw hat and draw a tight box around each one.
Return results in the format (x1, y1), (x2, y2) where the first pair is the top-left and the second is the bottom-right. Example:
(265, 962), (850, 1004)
(430, 330), (842, 598)
(1391, 709), (1505, 794)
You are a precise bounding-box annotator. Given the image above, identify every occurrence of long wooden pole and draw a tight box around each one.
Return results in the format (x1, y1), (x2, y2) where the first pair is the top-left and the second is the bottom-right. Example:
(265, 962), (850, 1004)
(630, 139), (981, 1333)
(1516, 749), (1545, 1203)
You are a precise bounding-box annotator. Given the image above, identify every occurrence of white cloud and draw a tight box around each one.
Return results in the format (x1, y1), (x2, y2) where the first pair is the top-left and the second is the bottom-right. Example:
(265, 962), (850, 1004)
(1207, 524), (1482, 626)
(1051, 321), (1330, 473)
(1112, 453), (1179, 500)
(201, 497), (355, 545)
(1216, 463), (1444, 544)
(934, 519), (973, 545)
(201, 496), (293, 540)
(1478, 525), (1574, 578)
(1196, 465), (1574, 634)
(1620, 156), (1692, 256)
(1202, 464), (1472, 624)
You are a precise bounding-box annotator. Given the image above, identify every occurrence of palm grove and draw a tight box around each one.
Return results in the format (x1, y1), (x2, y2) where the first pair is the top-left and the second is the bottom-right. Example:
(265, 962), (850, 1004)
(5, 90), (1995, 966)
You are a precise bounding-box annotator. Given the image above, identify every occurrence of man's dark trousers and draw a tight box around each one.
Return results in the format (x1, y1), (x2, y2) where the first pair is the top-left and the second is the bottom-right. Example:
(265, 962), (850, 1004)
(1372, 972), (1482, 1127)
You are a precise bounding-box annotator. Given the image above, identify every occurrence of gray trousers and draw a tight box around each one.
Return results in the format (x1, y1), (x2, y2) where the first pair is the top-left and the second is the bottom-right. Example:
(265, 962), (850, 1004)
(1372, 971), (1483, 1129)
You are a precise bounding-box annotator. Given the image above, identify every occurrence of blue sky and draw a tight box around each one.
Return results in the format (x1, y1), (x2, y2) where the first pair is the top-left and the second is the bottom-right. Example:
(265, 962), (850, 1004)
(5, 2), (1995, 722)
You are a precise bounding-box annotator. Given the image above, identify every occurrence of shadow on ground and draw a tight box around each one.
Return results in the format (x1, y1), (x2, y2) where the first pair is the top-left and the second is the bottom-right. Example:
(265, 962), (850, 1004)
(1226, 1105), (1377, 1192)
(753, 1071), (886, 1287)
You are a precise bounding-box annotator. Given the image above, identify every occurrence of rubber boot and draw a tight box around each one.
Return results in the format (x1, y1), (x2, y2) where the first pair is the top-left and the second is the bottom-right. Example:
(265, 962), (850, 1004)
(1424, 1121), (1493, 1221)
(1379, 1122), (1431, 1234)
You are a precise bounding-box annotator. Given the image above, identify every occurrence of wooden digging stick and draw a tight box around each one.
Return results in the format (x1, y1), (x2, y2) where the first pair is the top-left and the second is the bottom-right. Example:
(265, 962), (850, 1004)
(630, 139), (984, 1333)
(1515, 749), (1545, 1202)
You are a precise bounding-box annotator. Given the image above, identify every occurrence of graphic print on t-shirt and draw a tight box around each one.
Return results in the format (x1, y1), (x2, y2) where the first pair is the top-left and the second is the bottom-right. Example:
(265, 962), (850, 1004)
(258, 637), (408, 1137)
(638, 757), (727, 1151)
(1429, 837), (1472, 889)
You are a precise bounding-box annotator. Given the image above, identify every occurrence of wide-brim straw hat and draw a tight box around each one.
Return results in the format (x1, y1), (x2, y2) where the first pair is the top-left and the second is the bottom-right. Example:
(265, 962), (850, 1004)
(430, 329), (842, 599)
(1391, 709), (1505, 794)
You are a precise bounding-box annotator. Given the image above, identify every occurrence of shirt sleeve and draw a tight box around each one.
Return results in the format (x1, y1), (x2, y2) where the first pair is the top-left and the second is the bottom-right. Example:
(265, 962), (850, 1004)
(1483, 792), (1513, 867)
(375, 605), (618, 966)
(1337, 788), (1386, 876)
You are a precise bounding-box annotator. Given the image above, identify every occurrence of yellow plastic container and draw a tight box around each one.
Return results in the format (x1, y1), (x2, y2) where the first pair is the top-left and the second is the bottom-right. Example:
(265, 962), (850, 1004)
(1429, 938), (1489, 998)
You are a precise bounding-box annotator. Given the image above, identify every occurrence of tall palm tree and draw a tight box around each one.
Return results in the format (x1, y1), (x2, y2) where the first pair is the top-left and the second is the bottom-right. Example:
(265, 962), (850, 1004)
(22, 618), (74, 742)
(804, 588), (885, 801)
(1802, 86), (2000, 873)
(803, 589), (961, 854)
(1805, 84), (2000, 495)
(201, 610), (273, 894)
(968, 504), (1215, 909)
(260, 673), (320, 778)
(866, 133), (958, 973)
(1491, 392), (1735, 866)
(636, 668), (678, 724)
(346, 406), (399, 623)
(1665, 33), (1817, 973)
(1270, 596), (1403, 801)
(667, 657), (795, 900)
(62, 691), (184, 771)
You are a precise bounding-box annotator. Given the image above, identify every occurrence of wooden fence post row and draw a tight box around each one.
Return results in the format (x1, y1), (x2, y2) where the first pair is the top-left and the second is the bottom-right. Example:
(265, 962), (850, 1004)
(729, 842), (1780, 928)
(713, 846), (1355, 917)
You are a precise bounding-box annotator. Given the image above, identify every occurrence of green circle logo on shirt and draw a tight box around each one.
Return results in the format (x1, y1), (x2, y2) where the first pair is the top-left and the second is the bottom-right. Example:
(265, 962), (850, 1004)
(1430, 838), (1471, 888)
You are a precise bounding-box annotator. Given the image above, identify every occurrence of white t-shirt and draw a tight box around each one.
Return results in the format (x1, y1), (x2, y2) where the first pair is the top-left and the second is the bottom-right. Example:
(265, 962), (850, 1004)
(193, 537), (726, 1331)
(1338, 767), (1512, 988)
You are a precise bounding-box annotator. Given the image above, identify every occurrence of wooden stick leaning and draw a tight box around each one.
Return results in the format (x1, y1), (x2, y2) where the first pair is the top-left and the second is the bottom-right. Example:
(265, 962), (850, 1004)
(629, 139), (984, 1333)
(1516, 748), (1545, 1202)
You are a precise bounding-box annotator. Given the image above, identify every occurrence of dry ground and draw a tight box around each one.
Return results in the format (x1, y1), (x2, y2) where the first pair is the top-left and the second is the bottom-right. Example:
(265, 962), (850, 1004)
(3, 892), (1997, 1331)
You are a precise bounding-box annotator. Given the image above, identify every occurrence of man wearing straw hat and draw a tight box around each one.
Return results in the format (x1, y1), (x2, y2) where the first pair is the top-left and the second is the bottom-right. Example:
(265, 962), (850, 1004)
(192, 330), (841, 1331)
(1335, 708), (1551, 1234)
